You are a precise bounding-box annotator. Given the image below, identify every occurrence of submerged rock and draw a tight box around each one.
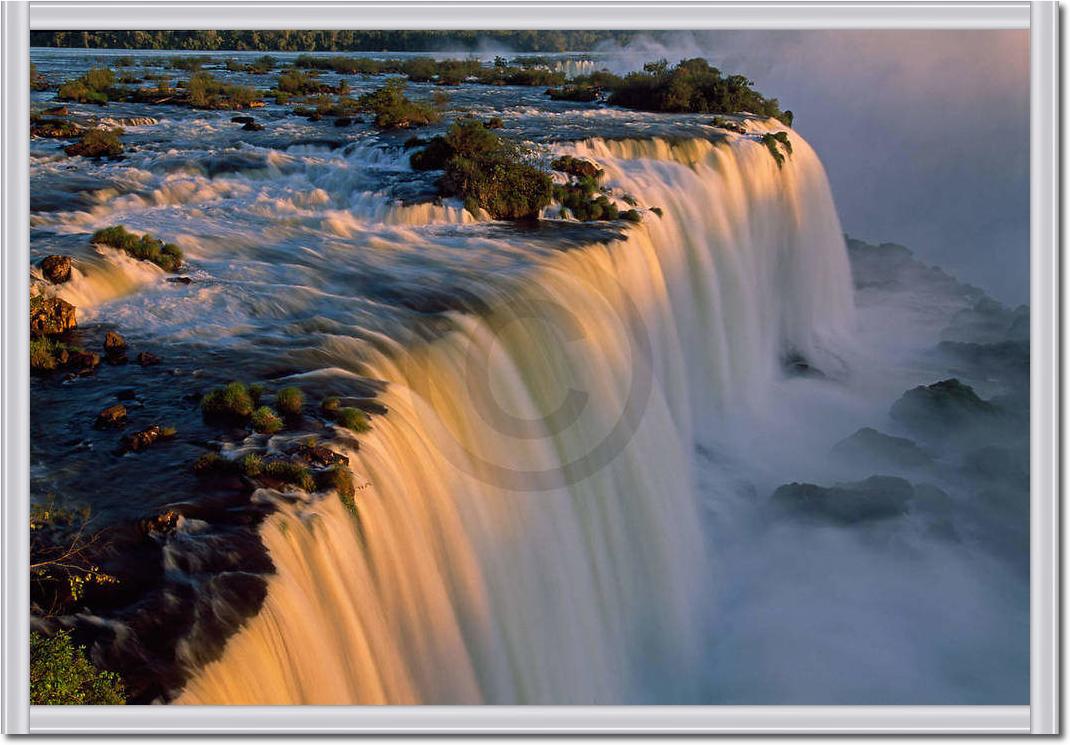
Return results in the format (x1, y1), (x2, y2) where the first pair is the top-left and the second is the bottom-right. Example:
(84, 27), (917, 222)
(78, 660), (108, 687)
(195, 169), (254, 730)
(771, 475), (914, 524)
(831, 427), (933, 469)
(122, 425), (176, 453)
(95, 403), (128, 429)
(104, 330), (128, 364)
(40, 255), (72, 284)
(241, 121), (264, 132)
(333, 117), (353, 127)
(230, 115), (255, 125)
(137, 351), (161, 366)
(30, 296), (76, 336)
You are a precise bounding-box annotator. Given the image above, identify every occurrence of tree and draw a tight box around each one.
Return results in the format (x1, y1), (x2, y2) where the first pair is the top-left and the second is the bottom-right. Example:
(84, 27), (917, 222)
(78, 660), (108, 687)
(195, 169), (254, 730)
(30, 630), (125, 705)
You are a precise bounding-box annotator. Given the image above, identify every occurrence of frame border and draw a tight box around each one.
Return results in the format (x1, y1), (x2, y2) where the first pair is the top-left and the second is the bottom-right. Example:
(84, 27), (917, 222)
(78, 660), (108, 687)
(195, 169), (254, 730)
(4, 0), (1058, 734)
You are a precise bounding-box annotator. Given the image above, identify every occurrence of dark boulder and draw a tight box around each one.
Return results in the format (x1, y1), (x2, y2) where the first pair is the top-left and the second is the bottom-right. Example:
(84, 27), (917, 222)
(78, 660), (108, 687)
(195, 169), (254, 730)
(230, 116), (255, 125)
(890, 378), (998, 435)
(140, 509), (181, 537)
(137, 351), (161, 366)
(40, 255), (72, 284)
(831, 427), (933, 469)
(333, 117), (352, 127)
(289, 440), (350, 468)
(166, 276), (193, 285)
(771, 475), (915, 524)
(104, 330), (127, 364)
(30, 296), (76, 336)
(241, 121), (264, 132)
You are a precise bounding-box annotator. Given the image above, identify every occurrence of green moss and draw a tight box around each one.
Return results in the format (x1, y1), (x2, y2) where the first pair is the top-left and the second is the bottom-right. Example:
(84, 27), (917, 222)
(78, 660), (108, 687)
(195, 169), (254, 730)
(545, 85), (599, 102)
(30, 630), (125, 705)
(192, 452), (231, 477)
(90, 225), (183, 271)
(261, 461), (315, 492)
(250, 406), (283, 434)
(321, 396), (341, 416)
(201, 381), (256, 420)
(317, 465), (357, 514)
(30, 337), (61, 371)
(336, 406), (371, 434)
(277, 69), (327, 95)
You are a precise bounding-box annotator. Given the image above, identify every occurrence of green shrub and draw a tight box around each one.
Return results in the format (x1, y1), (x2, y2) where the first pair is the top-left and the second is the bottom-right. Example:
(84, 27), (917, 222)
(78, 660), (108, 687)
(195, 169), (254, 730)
(192, 452), (232, 476)
(57, 67), (114, 103)
(411, 119), (551, 220)
(321, 396), (341, 416)
(30, 337), (60, 371)
(261, 461), (315, 492)
(200, 381), (256, 420)
(275, 386), (304, 417)
(64, 128), (124, 159)
(238, 453), (263, 477)
(358, 79), (440, 130)
(30, 63), (49, 91)
(760, 132), (792, 169)
(90, 225), (182, 271)
(545, 85), (599, 102)
(335, 406), (371, 433)
(186, 71), (259, 109)
(277, 69), (325, 95)
(621, 209), (642, 223)
(30, 630), (125, 705)
(250, 406), (283, 434)
(602, 58), (788, 123)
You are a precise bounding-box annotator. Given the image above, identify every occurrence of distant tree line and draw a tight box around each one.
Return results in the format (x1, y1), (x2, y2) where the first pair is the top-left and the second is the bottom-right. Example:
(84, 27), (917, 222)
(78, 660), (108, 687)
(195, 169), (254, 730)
(30, 30), (638, 52)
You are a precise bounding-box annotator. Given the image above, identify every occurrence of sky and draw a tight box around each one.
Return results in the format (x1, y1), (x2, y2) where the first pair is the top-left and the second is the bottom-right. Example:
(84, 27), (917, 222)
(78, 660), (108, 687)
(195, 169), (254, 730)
(598, 30), (1031, 305)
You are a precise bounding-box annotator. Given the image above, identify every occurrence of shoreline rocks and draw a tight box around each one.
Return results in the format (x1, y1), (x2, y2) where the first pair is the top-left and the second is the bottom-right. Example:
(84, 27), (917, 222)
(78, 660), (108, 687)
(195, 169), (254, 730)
(40, 255), (72, 284)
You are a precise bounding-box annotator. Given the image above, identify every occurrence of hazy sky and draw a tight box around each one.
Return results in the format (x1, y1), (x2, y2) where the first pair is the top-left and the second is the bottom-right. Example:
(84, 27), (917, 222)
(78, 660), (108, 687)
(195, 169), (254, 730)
(600, 30), (1031, 305)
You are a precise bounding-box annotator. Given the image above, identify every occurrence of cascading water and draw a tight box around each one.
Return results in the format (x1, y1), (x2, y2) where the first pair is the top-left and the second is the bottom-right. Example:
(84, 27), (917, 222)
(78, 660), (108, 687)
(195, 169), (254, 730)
(176, 125), (857, 704)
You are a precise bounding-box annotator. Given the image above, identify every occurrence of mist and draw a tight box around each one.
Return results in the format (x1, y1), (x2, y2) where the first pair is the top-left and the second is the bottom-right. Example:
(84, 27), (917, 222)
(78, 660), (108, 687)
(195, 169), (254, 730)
(594, 30), (1031, 305)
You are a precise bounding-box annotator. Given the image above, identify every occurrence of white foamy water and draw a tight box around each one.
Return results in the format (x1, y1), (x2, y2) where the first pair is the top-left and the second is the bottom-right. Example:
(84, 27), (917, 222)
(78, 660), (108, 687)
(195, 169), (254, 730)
(178, 127), (858, 704)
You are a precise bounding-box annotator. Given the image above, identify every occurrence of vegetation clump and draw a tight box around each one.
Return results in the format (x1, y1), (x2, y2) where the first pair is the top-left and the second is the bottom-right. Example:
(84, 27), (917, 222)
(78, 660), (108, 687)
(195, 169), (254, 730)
(597, 58), (791, 124)
(760, 131), (792, 169)
(317, 465), (357, 514)
(250, 406), (284, 434)
(545, 84), (599, 102)
(261, 460), (315, 492)
(30, 630), (125, 705)
(410, 119), (552, 220)
(64, 127), (124, 159)
(550, 155), (603, 180)
(276, 68), (331, 95)
(200, 381), (256, 420)
(185, 71), (260, 109)
(31, 499), (117, 614)
(275, 386), (304, 417)
(335, 406), (372, 434)
(357, 79), (440, 130)
(57, 67), (115, 104)
(90, 225), (183, 271)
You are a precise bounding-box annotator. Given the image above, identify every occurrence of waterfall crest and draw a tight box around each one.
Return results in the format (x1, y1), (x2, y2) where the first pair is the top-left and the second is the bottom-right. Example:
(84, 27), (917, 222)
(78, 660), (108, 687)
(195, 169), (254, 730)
(177, 126), (856, 704)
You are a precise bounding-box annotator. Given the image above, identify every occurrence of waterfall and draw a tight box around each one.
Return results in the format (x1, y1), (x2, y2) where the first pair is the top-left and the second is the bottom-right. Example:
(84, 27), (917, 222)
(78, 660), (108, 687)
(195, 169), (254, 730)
(176, 125), (856, 704)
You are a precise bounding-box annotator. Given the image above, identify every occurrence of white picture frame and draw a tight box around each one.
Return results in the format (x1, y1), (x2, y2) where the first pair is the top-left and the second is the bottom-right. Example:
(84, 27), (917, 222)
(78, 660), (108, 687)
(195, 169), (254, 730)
(3, 1), (1059, 734)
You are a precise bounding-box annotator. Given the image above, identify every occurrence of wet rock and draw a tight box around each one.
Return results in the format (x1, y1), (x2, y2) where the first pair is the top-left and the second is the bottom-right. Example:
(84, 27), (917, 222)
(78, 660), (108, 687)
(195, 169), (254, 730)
(99, 116), (157, 128)
(166, 276), (193, 285)
(771, 475), (915, 524)
(95, 403), (128, 429)
(782, 350), (824, 378)
(890, 378), (998, 435)
(550, 155), (603, 180)
(230, 115), (255, 124)
(831, 427), (933, 469)
(30, 296), (76, 336)
(31, 118), (84, 138)
(333, 117), (352, 127)
(66, 349), (100, 372)
(40, 255), (72, 284)
(122, 425), (176, 453)
(137, 351), (161, 366)
(241, 121), (264, 131)
(116, 388), (138, 400)
(290, 440), (350, 468)
(140, 509), (181, 537)
(43, 106), (69, 117)
(104, 330), (128, 364)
